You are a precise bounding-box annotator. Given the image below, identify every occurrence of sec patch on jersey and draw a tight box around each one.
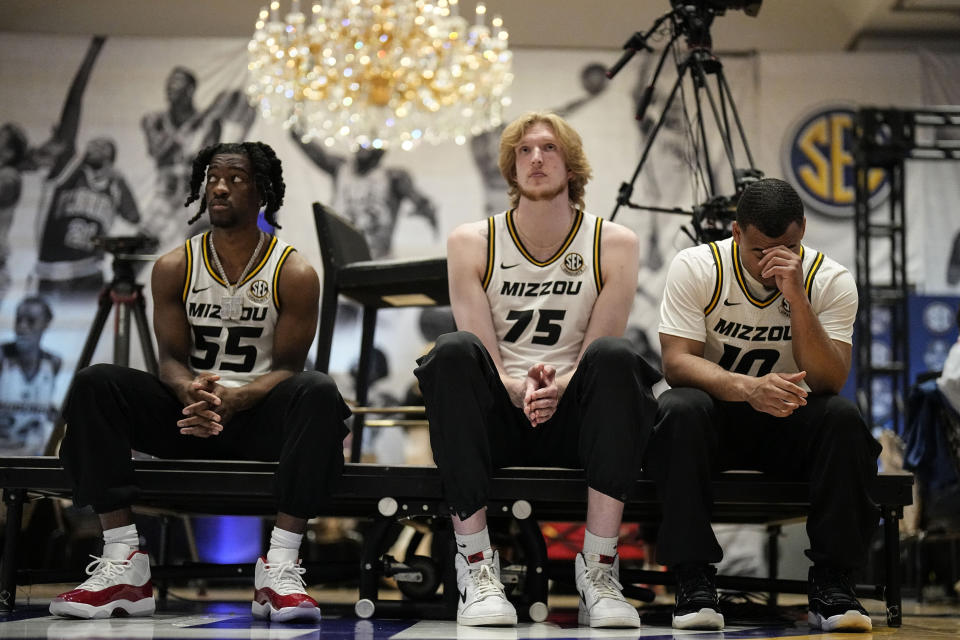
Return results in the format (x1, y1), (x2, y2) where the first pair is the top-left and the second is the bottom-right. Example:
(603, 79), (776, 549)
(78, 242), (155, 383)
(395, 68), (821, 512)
(246, 279), (270, 303)
(562, 252), (585, 276)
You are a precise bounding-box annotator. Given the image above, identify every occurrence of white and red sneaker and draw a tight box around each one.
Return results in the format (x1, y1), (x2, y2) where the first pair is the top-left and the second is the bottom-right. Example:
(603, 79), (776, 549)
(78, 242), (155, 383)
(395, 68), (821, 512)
(251, 556), (322, 622)
(455, 550), (517, 626)
(49, 549), (155, 619)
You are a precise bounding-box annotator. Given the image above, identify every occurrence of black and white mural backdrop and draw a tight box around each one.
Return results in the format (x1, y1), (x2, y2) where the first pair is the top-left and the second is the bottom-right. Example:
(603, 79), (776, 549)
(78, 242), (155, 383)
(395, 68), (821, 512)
(1, 33), (958, 458)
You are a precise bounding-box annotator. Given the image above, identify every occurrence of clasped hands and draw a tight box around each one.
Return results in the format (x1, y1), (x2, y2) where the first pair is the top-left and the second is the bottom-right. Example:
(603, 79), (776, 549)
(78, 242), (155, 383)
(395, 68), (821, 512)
(507, 363), (560, 427)
(177, 373), (238, 438)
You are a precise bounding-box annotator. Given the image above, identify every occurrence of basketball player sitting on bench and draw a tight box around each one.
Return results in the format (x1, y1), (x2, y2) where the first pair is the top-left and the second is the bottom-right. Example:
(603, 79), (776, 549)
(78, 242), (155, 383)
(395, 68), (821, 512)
(415, 111), (659, 628)
(649, 178), (880, 632)
(51, 141), (351, 622)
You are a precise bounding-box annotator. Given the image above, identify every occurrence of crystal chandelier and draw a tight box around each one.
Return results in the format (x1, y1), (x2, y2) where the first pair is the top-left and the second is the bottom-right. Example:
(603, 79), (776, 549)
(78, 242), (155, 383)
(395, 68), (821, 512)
(246, 0), (513, 151)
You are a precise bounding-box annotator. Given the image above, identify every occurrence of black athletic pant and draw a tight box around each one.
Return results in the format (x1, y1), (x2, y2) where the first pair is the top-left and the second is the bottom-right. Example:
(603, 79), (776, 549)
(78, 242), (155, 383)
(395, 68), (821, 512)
(647, 387), (882, 570)
(60, 364), (351, 519)
(414, 331), (660, 520)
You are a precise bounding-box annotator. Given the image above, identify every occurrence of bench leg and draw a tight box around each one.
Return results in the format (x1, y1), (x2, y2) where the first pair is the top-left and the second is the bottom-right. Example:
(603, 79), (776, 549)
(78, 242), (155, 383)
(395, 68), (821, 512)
(1, 489), (25, 613)
(350, 306), (378, 463)
(356, 518), (393, 616)
(513, 507), (548, 622)
(435, 524), (458, 616)
(883, 507), (902, 627)
(915, 533), (925, 604)
(766, 524), (780, 607)
(157, 515), (170, 604)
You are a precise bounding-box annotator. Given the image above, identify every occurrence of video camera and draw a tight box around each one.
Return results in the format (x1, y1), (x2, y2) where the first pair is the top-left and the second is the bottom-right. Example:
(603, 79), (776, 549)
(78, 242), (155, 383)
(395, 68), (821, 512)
(669, 0), (761, 48)
(669, 0), (762, 17)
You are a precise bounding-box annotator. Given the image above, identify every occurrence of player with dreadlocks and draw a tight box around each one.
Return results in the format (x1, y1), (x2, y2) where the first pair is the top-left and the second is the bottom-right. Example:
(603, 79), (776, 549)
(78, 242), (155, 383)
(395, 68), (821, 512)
(52, 141), (351, 622)
(185, 141), (284, 229)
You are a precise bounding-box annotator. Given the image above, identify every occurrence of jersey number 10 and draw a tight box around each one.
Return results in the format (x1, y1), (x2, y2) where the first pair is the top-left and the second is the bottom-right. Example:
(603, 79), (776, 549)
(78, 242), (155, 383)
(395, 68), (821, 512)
(717, 344), (781, 377)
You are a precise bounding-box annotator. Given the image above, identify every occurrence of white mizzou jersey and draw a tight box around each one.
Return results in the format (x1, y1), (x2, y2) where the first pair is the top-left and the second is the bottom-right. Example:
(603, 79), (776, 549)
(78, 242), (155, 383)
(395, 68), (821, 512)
(181, 232), (296, 387)
(484, 209), (602, 379)
(659, 237), (857, 390)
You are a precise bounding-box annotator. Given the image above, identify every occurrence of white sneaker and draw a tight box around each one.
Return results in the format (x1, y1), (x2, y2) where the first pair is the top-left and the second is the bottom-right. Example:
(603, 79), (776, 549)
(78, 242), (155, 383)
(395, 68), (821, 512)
(454, 550), (517, 626)
(251, 556), (322, 622)
(575, 552), (641, 628)
(49, 548), (155, 619)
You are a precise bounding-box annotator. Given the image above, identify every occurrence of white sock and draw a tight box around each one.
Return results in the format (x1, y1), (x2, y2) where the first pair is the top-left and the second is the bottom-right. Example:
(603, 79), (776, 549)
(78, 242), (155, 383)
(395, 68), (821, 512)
(267, 526), (303, 564)
(102, 524), (139, 560)
(455, 528), (492, 563)
(583, 529), (618, 562)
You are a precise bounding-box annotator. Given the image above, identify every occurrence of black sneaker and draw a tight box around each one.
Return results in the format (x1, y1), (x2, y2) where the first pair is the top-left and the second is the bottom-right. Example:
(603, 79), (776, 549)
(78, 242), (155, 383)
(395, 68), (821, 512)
(672, 564), (724, 630)
(807, 566), (872, 632)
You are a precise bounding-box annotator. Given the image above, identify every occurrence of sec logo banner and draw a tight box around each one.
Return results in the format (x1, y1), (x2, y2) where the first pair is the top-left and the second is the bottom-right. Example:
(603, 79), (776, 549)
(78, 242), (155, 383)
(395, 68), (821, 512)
(781, 104), (888, 220)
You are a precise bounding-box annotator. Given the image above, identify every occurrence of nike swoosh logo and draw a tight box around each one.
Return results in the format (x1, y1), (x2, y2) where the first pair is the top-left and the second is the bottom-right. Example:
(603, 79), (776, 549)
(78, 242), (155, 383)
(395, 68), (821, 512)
(457, 542), (467, 548)
(500, 263), (520, 269)
(460, 588), (468, 603)
(723, 300), (740, 306)
(192, 286), (211, 294)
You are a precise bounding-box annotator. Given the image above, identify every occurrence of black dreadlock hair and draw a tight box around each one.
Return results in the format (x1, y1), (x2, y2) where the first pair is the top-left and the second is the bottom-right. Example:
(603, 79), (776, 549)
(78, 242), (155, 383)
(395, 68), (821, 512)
(735, 178), (804, 238)
(184, 141), (285, 229)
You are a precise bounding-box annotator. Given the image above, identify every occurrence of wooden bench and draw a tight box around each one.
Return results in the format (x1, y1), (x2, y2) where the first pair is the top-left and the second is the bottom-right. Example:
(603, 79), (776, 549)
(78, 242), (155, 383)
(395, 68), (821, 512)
(0, 457), (913, 625)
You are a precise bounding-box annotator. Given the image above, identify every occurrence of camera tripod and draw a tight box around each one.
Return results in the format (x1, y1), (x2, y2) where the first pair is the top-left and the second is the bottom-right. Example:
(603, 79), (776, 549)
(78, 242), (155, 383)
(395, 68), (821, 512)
(75, 252), (159, 374)
(44, 251), (159, 455)
(606, 3), (763, 243)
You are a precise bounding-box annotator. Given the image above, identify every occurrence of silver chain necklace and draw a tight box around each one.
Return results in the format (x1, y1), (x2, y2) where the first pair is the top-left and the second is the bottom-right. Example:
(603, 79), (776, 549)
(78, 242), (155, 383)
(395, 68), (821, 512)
(208, 230), (265, 321)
